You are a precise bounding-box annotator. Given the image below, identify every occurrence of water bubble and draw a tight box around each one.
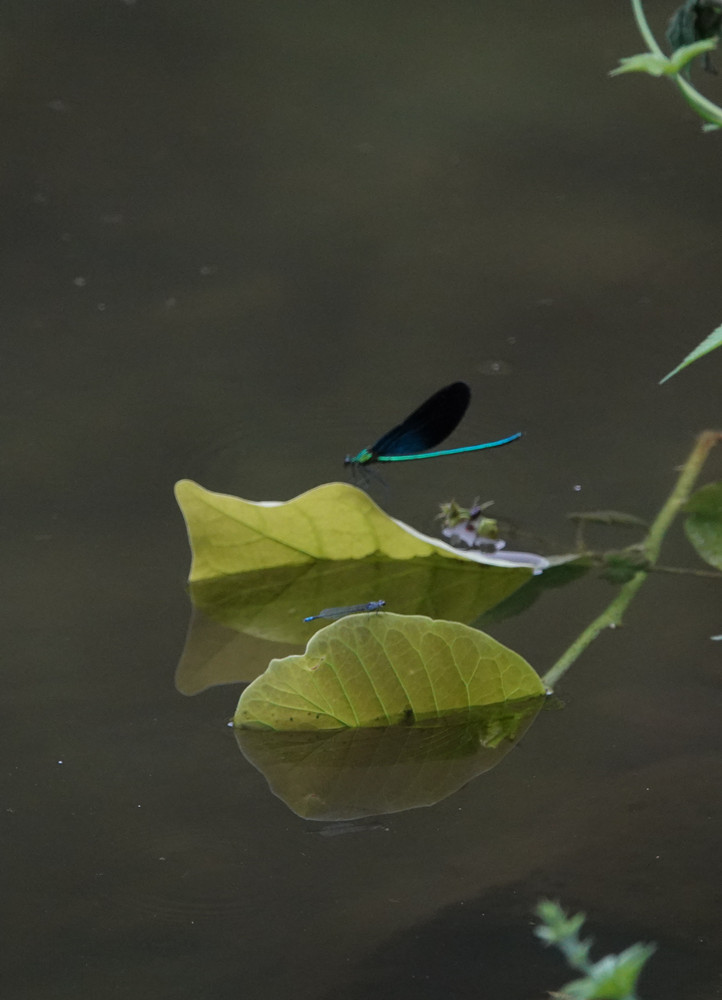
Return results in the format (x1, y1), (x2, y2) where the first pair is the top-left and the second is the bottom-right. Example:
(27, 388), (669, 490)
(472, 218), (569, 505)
(478, 359), (512, 376)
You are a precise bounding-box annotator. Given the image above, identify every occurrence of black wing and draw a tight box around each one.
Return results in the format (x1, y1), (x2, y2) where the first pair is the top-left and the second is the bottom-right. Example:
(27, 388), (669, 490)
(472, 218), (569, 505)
(370, 382), (471, 457)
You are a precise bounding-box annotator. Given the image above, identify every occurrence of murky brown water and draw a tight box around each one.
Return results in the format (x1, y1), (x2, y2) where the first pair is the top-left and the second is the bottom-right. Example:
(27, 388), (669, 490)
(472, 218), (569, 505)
(4, 2), (722, 997)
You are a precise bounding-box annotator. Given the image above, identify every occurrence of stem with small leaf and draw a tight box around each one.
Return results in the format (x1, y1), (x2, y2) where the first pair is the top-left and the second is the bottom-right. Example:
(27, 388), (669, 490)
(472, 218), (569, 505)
(618, 0), (722, 130)
(543, 430), (722, 689)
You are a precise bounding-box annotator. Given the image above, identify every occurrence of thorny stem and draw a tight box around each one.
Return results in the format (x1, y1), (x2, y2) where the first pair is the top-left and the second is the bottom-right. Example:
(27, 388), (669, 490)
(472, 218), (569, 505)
(543, 430), (722, 689)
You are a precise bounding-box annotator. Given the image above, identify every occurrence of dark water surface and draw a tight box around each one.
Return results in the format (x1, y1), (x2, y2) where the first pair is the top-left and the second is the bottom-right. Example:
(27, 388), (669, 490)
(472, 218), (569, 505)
(4, 2), (722, 997)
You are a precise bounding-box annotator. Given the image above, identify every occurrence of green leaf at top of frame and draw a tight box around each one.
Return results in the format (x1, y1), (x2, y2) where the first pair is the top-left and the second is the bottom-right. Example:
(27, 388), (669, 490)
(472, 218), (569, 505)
(610, 38), (717, 78)
(684, 482), (722, 569)
(610, 52), (671, 77)
(233, 612), (545, 731)
(668, 36), (718, 73)
(667, 1), (722, 75)
(660, 321), (722, 383)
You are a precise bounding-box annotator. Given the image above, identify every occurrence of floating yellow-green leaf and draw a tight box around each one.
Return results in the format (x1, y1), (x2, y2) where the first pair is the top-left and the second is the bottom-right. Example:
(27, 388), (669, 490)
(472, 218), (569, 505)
(234, 612), (545, 731)
(684, 482), (722, 570)
(175, 481), (540, 649)
(174, 479), (543, 582)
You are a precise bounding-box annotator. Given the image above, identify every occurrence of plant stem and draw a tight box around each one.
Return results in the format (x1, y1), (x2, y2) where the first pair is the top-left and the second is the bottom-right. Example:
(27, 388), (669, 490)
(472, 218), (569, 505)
(642, 430), (721, 562)
(631, 0), (664, 58)
(543, 430), (722, 689)
(629, 0), (722, 129)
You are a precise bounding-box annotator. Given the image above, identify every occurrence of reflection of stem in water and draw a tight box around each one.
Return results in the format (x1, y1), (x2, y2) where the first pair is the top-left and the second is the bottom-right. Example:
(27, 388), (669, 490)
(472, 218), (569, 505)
(543, 430), (722, 689)
(653, 564), (722, 579)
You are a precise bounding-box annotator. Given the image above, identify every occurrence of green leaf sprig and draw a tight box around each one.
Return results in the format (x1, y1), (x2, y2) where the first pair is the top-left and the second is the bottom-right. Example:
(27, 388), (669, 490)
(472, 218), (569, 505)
(534, 900), (656, 1000)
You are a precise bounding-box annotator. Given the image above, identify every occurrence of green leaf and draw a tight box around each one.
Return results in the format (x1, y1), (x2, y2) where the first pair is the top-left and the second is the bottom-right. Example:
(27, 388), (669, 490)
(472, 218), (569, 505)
(174, 481), (538, 664)
(660, 321), (722, 382)
(600, 547), (651, 584)
(534, 900), (588, 947)
(175, 479), (542, 581)
(667, 1), (722, 75)
(610, 39), (716, 78)
(563, 942), (657, 999)
(667, 36), (718, 73)
(235, 697), (544, 820)
(684, 482), (722, 569)
(534, 899), (657, 1000)
(685, 481), (722, 518)
(233, 612), (545, 731)
(667, 1), (699, 52)
(610, 52), (671, 77)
